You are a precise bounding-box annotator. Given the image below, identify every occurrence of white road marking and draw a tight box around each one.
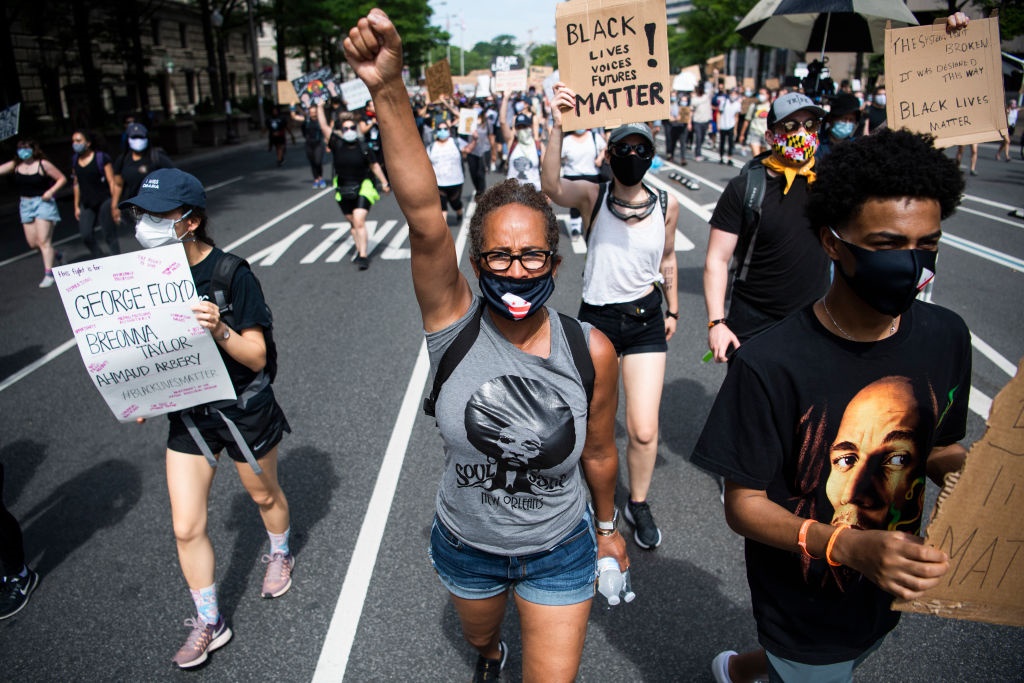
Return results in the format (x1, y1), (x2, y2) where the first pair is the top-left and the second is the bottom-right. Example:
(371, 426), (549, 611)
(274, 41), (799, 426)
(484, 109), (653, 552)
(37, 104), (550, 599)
(301, 223), (351, 264)
(311, 204), (475, 682)
(972, 334), (1018, 377)
(204, 176), (244, 192)
(969, 386), (992, 420)
(963, 193), (1019, 212)
(223, 187), (332, 252)
(955, 206), (1024, 230)
(246, 224), (314, 266)
(381, 224), (411, 259)
(941, 232), (1024, 271)
(0, 338), (78, 394)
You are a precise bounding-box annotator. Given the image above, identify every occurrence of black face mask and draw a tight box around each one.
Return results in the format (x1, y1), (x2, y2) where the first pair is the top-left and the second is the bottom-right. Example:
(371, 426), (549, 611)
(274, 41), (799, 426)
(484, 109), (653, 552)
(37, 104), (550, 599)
(832, 229), (937, 316)
(609, 153), (651, 187)
(478, 270), (554, 320)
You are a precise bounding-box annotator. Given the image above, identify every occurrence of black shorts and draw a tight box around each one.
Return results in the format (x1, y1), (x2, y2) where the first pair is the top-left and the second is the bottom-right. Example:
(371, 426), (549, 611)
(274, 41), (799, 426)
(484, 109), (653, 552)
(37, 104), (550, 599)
(578, 287), (667, 356)
(337, 194), (372, 215)
(167, 391), (291, 463)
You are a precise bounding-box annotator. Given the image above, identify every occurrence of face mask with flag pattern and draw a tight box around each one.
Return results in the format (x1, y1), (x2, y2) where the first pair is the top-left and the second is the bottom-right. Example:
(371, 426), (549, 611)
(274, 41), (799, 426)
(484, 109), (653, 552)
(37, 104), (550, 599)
(770, 129), (818, 163)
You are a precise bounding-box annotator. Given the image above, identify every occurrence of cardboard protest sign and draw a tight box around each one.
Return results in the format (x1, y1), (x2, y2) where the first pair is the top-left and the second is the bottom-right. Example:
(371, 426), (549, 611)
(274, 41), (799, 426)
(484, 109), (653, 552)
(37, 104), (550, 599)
(893, 358), (1024, 627)
(292, 67), (336, 107)
(425, 59), (454, 102)
(706, 54), (725, 73)
(458, 108), (479, 135)
(555, 0), (671, 129)
(276, 81), (299, 106)
(765, 77), (780, 90)
(529, 65), (555, 89)
(723, 74), (737, 90)
(340, 78), (372, 110)
(885, 17), (1006, 148)
(0, 103), (20, 142)
(53, 244), (236, 423)
(493, 68), (528, 94)
(743, 77), (755, 92)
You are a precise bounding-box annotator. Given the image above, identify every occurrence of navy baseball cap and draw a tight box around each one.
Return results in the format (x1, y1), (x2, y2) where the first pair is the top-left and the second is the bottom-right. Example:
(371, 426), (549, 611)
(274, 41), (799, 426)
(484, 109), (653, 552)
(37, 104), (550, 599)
(767, 93), (826, 128)
(514, 113), (532, 128)
(126, 122), (149, 138)
(120, 168), (207, 212)
(608, 122), (654, 146)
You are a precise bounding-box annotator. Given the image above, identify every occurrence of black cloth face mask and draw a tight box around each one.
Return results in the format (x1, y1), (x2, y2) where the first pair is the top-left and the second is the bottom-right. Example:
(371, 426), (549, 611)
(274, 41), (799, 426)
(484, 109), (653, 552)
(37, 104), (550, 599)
(831, 228), (937, 316)
(609, 152), (652, 187)
(478, 270), (554, 320)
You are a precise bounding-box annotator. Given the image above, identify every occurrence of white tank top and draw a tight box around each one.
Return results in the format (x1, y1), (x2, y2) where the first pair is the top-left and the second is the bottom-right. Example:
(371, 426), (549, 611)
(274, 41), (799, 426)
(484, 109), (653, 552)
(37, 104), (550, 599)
(428, 139), (465, 186)
(506, 141), (541, 191)
(583, 185), (666, 305)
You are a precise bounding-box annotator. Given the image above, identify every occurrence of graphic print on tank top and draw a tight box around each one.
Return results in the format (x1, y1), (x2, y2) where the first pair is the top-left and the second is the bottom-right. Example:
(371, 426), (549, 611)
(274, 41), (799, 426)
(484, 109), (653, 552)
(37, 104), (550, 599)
(462, 375), (575, 497)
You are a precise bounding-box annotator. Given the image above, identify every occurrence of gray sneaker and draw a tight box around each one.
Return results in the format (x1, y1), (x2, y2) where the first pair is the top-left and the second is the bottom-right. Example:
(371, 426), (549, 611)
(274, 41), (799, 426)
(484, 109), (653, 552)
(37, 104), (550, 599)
(625, 500), (663, 549)
(261, 551), (295, 598)
(172, 615), (232, 668)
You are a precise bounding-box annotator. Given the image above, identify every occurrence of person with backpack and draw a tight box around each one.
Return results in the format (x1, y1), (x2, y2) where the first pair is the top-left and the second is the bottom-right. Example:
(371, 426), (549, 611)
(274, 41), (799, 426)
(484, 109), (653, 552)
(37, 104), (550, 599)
(109, 123), (175, 245)
(543, 83), (680, 552)
(427, 119), (469, 224)
(345, 12), (628, 681)
(555, 127), (607, 237)
(703, 93), (832, 363)
(119, 168), (293, 670)
(70, 130), (120, 257)
(317, 109), (391, 270)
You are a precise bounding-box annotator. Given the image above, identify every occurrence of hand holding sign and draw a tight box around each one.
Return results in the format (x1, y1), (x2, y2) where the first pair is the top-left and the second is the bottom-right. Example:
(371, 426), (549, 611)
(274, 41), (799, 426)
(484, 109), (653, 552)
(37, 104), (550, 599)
(550, 83), (576, 128)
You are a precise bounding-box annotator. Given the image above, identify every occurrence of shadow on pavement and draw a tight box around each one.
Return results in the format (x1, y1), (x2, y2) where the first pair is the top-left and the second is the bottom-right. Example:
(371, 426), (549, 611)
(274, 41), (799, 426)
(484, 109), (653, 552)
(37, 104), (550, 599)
(0, 439), (48, 507)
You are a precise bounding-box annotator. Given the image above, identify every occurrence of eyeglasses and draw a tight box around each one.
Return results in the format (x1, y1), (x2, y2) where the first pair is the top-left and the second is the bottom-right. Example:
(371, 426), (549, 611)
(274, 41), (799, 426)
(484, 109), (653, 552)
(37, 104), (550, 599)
(129, 135), (147, 140)
(610, 141), (654, 160)
(131, 208), (192, 226)
(340, 125), (357, 131)
(775, 118), (821, 133)
(479, 250), (553, 272)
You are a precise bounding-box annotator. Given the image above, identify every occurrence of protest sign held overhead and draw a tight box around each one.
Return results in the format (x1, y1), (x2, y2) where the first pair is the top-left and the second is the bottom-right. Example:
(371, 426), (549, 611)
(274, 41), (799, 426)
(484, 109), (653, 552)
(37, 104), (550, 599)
(885, 17), (1006, 147)
(292, 67), (337, 107)
(529, 65), (555, 89)
(425, 59), (454, 102)
(277, 81), (299, 106)
(458, 108), (478, 135)
(53, 245), (236, 423)
(341, 78), (372, 110)
(556, 0), (671, 130)
(491, 56), (522, 73)
(0, 103), (20, 142)
(893, 358), (1024, 627)
(494, 68), (528, 94)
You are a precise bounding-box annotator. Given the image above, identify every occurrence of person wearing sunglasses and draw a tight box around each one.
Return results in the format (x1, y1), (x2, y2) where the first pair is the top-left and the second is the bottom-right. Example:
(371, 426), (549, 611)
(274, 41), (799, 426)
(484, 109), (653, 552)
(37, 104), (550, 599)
(543, 83), (680, 553)
(703, 92), (832, 365)
(345, 12), (628, 681)
(317, 109), (391, 270)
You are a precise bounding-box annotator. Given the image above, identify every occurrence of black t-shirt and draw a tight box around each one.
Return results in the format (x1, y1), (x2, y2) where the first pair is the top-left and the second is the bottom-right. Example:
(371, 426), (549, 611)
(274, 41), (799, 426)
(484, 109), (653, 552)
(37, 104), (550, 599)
(865, 105), (887, 132)
(691, 302), (971, 665)
(710, 168), (830, 318)
(190, 248), (272, 393)
(72, 151), (112, 208)
(114, 150), (175, 203)
(328, 134), (376, 192)
(301, 117), (323, 144)
(362, 115), (381, 151)
(268, 116), (287, 139)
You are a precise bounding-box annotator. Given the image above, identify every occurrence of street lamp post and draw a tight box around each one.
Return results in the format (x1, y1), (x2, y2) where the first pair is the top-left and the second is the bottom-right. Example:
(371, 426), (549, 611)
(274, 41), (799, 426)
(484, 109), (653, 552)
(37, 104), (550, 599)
(246, 0), (264, 130)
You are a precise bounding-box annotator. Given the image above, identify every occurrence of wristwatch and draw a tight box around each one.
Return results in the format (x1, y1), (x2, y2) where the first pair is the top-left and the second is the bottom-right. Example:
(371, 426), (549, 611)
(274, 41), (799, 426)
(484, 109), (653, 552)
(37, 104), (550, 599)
(220, 327), (231, 341)
(665, 310), (679, 320)
(595, 508), (619, 531)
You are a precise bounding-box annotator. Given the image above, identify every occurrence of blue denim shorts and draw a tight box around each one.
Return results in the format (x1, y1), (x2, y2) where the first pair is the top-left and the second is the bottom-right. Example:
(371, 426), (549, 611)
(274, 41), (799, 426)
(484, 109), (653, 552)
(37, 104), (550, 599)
(20, 196), (61, 224)
(428, 510), (598, 606)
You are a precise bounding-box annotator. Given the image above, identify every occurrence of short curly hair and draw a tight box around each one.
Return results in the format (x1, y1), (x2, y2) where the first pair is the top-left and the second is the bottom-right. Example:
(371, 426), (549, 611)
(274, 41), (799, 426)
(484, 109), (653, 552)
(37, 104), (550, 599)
(469, 179), (559, 261)
(806, 129), (964, 237)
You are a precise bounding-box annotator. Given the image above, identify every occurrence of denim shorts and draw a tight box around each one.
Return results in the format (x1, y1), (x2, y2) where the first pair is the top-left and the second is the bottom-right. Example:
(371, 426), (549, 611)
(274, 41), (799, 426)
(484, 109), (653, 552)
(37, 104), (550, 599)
(428, 510), (598, 606)
(766, 638), (885, 683)
(579, 287), (668, 356)
(19, 196), (61, 224)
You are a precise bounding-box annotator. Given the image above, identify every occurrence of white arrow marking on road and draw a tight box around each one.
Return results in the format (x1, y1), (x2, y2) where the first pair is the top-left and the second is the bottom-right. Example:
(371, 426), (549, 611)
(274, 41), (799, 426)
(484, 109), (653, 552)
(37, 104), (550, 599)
(302, 222), (351, 264)
(311, 203), (476, 681)
(971, 334), (1018, 378)
(381, 223), (411, 259)
(324, 220), (397, 262)
(955, 206), (1024, 230)
(969, 386), (992, 420)
(245, 224), (313, 266)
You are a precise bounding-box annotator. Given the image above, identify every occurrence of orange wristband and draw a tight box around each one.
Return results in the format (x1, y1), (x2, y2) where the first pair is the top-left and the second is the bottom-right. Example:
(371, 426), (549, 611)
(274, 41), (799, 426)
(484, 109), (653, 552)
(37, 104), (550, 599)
(826, 524), (850, 567)
(797, 518), (819, 559)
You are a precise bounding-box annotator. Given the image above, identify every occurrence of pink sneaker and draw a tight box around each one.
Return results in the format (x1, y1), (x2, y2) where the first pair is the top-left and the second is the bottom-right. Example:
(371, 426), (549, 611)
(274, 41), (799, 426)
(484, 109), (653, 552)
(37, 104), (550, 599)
(261, 551), (295, 598)
(172, 615), (232, 668)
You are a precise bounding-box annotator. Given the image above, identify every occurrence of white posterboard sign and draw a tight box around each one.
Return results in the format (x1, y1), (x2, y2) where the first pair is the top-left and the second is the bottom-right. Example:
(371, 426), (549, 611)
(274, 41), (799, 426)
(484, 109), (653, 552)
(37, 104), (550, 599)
(0, 103), (20, 141)
(53, 244), (236, 423)
(493, 68), (528, 94)
(341, 78), (372, 110)
(476, 75), (493, 97)
(458, 108), (479, 135)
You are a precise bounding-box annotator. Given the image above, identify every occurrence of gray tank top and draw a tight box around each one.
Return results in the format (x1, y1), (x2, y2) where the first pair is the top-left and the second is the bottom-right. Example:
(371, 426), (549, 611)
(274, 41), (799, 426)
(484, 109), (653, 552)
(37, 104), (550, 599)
(425, 297), (591, 555)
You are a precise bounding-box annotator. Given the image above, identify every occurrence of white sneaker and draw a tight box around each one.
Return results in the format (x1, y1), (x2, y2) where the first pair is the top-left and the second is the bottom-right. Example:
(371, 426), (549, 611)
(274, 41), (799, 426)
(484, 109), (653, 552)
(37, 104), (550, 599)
(38, 274), (54, 288)
(568, 216), (583, 237)
(712, 650), (737, 683)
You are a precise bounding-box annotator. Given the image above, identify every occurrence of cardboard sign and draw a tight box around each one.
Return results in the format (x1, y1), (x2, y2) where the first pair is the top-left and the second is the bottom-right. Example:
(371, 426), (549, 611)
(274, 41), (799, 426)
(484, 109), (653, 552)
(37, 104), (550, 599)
(292, 67), (336, 107)
(340, 78), (372, 110)
(706, 54), (725, 73)
(529, 65), (555, 89)
(723, 74), (737, 90)
(276, 80), (299, 106)
(555, 0), (671, 129)
(493, 68), (528, 94)
(885, 17), (1006, 148)
(0, 103), (20, 142)
(893, 358), (1024, 627)
(425, 59), (454, 102)
(743, 77), (755, 92)
(53, 244), (236, 423)
(765, 77), (780, 90)
(458, 108), (479, 135)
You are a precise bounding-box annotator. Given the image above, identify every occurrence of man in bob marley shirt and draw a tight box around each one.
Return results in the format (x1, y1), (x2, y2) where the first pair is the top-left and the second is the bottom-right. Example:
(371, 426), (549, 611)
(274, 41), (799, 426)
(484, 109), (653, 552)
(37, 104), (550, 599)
(703, 93), (832, 362)
(692, 128), (972, 683)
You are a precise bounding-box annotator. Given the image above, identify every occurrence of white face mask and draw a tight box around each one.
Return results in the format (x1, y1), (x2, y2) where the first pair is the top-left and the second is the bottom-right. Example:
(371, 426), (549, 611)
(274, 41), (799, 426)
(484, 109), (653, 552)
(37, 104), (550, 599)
(341, 129), (358, 143)
(135, 210), (192, 249)
(128, 137), (149, 152)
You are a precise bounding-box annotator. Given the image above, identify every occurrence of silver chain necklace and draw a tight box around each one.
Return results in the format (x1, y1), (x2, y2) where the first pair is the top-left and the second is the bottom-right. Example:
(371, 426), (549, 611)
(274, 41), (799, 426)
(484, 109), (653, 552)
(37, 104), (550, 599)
(821, 296), (896, 341)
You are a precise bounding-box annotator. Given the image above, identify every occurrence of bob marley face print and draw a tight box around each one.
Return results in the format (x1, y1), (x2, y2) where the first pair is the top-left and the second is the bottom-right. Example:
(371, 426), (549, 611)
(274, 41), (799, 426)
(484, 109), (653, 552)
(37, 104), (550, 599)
(825, 376), (927, 532)
(463, 375), (575, 496)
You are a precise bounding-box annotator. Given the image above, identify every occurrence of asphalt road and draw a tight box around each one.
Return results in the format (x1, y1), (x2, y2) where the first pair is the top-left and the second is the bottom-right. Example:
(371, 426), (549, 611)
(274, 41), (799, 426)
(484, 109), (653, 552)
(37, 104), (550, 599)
(1, 136), (1021, 682)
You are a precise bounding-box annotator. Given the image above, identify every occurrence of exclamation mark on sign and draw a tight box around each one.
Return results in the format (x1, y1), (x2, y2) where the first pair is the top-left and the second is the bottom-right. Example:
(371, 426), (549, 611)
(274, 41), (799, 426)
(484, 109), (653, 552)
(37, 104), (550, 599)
(644, 23), (657, 67)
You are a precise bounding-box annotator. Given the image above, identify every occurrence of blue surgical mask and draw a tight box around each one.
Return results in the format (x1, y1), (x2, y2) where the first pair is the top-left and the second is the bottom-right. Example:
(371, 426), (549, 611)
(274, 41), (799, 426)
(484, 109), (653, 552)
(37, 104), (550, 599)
(72, 142), (87, 154)
(831, 121), (856, 140)
(436, 129), (451, 141)
(17, 148), (32, 161)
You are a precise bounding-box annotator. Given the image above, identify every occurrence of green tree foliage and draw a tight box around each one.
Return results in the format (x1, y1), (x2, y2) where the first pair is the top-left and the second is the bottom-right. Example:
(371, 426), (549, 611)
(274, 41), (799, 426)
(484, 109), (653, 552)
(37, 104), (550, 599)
(676, 0), (757, 65)
(530, 43), (557, 68)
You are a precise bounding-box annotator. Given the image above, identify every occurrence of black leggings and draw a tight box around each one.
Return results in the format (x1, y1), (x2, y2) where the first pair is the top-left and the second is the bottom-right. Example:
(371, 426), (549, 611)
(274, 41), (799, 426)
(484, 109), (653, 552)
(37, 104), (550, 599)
(438, 184), (464, 213)
(466, 155), (487, 196)
(305, 142), (324, 179)
(0, 462), (26, 577)
(719, 129), (736, 159)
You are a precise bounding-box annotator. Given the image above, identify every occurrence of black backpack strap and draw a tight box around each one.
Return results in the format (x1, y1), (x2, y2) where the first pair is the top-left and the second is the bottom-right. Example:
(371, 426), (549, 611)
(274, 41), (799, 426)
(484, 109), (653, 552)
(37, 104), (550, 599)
(557, 313), (595, 407)
(210, 252), (246, 319)
(734, 156), (767, 283)
(587, 181), (609, 243)
(423, 302), (485, 417)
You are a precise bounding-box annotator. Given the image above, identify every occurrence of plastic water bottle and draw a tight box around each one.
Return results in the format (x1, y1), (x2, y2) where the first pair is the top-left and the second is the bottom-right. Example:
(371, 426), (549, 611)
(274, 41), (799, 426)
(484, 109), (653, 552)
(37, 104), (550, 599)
(597, 557), (635, 605)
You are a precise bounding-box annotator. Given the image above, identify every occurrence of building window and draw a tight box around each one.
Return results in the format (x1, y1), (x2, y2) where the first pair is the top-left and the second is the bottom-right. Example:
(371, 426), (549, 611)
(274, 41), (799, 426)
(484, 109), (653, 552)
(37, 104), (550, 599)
(242, 32), (249, 54)
(185, 70), (196, 104)
(179, 23), (188, 48)
(152, 19), (162, 46)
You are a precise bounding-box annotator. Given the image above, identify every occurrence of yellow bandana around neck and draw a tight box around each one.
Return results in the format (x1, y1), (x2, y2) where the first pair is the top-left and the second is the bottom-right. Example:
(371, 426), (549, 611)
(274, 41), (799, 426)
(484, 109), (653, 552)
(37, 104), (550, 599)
(762, 155), (816, 195)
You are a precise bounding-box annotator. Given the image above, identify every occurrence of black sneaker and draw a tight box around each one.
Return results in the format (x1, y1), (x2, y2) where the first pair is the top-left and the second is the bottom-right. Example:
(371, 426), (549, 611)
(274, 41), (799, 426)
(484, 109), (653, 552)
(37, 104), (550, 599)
(0, 568), (39, 620)
(473, 640), (507, 682)
(355, 255), (370, 270)
(625, 501), (663, 549)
